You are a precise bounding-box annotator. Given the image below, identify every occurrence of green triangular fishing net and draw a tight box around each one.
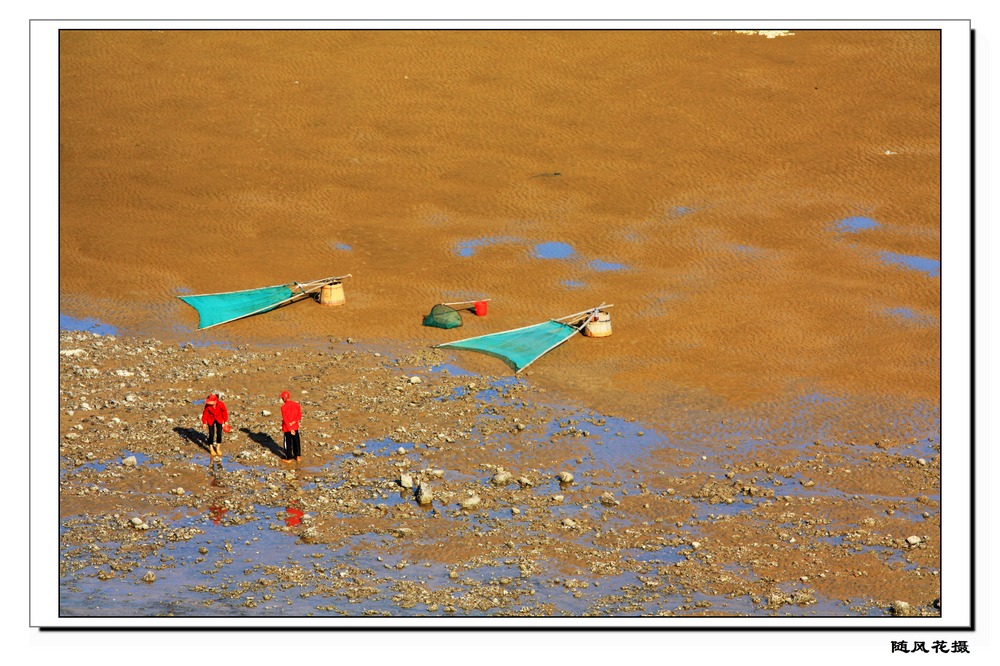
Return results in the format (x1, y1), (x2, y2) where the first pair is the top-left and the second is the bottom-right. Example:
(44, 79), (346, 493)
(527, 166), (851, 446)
(179, 285), (294, 329)
(435, 319), (578, 371)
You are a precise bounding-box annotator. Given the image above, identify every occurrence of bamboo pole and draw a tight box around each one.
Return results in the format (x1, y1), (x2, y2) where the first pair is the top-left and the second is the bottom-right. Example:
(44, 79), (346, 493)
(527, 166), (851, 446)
(440, 298), (492, 307)
(553, 303), (613, 325)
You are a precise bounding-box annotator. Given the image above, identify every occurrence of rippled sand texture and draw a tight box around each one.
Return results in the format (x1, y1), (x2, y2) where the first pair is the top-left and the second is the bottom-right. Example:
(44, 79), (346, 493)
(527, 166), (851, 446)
(59, 30), (940, 422)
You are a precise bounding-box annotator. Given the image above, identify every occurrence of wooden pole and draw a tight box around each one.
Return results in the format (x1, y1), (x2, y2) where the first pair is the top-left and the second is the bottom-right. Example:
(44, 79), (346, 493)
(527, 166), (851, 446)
(441, 298), (492, 307)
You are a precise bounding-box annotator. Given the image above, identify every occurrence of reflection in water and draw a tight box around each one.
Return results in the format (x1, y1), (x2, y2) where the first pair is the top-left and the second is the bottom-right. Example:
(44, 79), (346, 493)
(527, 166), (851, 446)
(285, 504), (304, 527)
(208, 504), (228, 526)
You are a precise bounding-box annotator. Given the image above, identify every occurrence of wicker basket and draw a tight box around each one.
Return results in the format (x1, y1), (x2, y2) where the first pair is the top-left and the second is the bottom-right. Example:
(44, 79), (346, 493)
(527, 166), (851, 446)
(583, 311), (612, 337)
(319, 282), (345, 306)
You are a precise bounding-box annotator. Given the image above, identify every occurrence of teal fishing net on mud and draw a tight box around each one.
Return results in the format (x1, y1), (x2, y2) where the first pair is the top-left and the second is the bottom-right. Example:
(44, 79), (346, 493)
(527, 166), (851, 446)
(179, 285), (294, 329)
(435, 319), (579, 372)
(423, 304), (463, 329)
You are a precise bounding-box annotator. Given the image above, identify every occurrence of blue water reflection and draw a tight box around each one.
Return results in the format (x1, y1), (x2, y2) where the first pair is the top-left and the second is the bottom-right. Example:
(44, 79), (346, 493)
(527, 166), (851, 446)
(60, 314), (118, 335)
(589, 260), (626, 272)
(880, 252), (940, 277)
(533, 242), (575, 259)
(455, 237), (516, 257)
(834, 216), (880, 233)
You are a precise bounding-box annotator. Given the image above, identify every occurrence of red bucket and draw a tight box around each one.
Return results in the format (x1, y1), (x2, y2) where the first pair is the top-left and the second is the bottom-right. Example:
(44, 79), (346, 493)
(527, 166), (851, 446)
(474, 300), (488, 316)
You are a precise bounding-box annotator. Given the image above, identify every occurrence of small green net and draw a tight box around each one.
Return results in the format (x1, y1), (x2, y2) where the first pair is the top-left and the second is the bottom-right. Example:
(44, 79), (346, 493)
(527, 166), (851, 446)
(436, 319), (578, 371)
(423, 304), (463, 329)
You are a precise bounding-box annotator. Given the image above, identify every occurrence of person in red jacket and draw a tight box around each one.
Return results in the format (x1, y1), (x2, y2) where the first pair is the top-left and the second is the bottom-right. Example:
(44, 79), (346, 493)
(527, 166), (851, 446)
(280, 390), (302, 463)
(201, 393), (229, 459)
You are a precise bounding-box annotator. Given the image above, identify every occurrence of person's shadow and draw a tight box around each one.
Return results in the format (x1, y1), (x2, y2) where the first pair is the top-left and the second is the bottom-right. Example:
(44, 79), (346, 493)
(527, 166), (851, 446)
(173, 426), (210, 453)
(242, 428), (286, 459)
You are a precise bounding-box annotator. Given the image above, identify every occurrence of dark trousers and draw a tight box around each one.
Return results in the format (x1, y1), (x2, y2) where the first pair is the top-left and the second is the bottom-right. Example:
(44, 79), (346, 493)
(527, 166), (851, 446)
(206, 422), (223, 444)
(284, 431), (301, 459)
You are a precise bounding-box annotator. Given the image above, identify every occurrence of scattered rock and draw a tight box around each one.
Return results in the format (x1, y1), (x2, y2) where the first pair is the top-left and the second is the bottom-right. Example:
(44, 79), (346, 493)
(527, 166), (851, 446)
(416, 482), (433, 505)
(399, 473), (414, 489)
(459, 494), (481, 509)
(791, 590), (816, 606)
(890, 600), (916, 616)
(558, 471), (574, 484)
(122, 456), (138, 468)
(599, 492), (619, 507)
(491, 469), (513, 486)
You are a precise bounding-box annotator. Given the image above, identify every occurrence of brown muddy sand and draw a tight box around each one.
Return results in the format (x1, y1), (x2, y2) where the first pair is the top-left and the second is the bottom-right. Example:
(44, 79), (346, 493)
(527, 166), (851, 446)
(59, 330), (940, 618)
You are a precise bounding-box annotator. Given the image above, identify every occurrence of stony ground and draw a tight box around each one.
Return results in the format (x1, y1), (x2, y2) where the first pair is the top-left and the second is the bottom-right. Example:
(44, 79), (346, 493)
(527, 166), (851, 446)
(58, 330), (941, 618)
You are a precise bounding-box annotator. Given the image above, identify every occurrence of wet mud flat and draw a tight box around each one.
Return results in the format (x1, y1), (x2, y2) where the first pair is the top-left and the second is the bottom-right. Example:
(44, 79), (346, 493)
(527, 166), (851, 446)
(59, 330), (941, 618)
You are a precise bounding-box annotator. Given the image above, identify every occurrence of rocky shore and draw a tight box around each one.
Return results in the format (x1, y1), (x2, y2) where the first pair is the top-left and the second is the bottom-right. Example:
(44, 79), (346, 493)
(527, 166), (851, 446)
(58, 329), (941, 618)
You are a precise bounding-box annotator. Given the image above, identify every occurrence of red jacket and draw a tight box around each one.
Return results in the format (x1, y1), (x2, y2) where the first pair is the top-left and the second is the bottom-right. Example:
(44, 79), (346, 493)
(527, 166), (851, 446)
(201, 401), (228, 425)
(281, 400), (302, 432)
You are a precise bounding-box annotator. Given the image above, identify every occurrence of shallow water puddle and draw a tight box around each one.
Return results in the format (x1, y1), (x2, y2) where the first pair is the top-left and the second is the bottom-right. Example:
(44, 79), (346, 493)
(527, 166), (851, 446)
(667, 205), (697, 219)
(533, 241), (575, 259)
(61, 450), (163, 478)
(884, 306), (937, 326)
(879, 251), (940, 277)
(427, 362), (477, 376)
(833, 215), (880, 233)
(454, 236), (518, 257)
(60, 313), (119, 335)
(588, 259), (627, 272)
